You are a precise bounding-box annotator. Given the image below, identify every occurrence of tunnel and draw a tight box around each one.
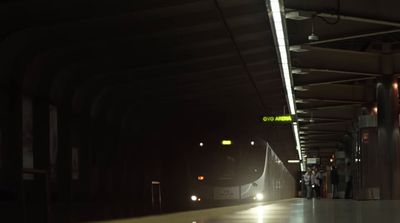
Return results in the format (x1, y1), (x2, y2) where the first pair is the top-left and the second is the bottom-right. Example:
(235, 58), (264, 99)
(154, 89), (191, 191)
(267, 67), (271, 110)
(1, 0), (400, 222)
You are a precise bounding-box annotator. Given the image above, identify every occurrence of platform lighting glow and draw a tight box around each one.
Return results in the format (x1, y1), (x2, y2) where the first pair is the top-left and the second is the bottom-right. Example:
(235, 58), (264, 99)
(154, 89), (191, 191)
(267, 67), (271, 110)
(251, 141), (255, 146)
(394, 82), (398, 90)
(267, 0), (302, 167)
(191, 195), (198, 201)
(199, 142), (204, 147)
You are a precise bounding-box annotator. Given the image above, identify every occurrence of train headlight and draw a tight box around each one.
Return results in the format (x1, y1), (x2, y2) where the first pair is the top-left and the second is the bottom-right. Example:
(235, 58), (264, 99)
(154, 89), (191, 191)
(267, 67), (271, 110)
(255, 193), (264, 201)
(191, 195), (198, 201)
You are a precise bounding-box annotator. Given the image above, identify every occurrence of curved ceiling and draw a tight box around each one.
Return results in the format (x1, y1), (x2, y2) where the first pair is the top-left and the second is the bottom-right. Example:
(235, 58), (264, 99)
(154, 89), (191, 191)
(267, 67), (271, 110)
(0, 0), (300, 174)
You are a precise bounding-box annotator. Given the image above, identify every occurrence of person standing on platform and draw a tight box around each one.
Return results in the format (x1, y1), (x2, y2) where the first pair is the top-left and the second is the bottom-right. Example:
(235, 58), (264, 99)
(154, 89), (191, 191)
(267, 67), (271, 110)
(330, 166), (339, 199)
(345, 162), (353, 199)
(312, 166), (322, 199)
(304, 167), (313, 199)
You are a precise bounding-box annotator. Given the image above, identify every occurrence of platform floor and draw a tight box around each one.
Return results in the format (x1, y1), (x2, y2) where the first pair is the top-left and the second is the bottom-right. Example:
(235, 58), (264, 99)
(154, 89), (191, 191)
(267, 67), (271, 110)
(96, 198), (400, 223)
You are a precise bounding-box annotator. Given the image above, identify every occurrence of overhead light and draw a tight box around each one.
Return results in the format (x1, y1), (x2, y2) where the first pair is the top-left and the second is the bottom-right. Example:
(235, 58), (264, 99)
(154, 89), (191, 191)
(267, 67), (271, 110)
(191, 195), (198, 201)
(294, 86), (309, 91)
(308, 18), (319, 41)
(251, 141), (255, 146)
(297, 110), (308, 114)
(267, 0), (302, 168)
(290, 45), (310, 52)
(288, 160), (300, 163)
(199, 142), (204, 147)
(308, 33), (319, 41)
(295, 99), (307, 103)
(285, 11), (314, 20)
(292, 68), (309, 74)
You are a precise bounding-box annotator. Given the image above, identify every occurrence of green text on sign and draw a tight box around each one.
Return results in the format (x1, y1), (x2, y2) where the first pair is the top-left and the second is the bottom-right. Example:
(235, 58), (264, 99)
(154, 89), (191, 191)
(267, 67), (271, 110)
(262, 115), (294, 123)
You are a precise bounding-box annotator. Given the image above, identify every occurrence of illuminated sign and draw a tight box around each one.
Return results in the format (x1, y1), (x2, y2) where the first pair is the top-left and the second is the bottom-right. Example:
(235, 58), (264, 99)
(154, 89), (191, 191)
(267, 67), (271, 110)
(221, 140), (232, 145)
(307, 158), (320, 164)
(261, 115), (296, 123)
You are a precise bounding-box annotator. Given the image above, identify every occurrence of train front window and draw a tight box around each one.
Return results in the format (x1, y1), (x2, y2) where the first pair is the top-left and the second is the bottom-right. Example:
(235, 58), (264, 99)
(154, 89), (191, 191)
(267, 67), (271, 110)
(189, 142), (266, 186)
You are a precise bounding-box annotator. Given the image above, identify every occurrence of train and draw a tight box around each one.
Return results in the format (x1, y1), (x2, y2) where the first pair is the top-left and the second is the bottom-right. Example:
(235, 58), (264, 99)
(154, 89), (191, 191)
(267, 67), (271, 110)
(187, 138), (296, 206)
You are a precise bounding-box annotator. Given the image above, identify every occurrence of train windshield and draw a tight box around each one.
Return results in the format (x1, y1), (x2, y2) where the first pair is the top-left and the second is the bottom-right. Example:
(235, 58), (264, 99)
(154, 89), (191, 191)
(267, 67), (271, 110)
(189, 143), (266, 186)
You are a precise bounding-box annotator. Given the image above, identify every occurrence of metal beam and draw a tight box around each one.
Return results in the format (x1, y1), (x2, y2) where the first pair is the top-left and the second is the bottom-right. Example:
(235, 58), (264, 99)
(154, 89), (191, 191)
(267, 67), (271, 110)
(302, 147), (338, 150)
(298, 104), (360, 111)
(285, 9), (400, 27)
(299, 130), (347, 134)
(300, 133), (344, 137)
(303, 29), (400, 45)
(301, 138), (343, 142)
(295, 76), (376, 87)
(297, 117), (352, 122)
(292, 67), (381, 77)
(301, 143), (341, 146)
(296, 98), (368, 104)
(317, 12), (400, 28)
(302, 121), (349, 127)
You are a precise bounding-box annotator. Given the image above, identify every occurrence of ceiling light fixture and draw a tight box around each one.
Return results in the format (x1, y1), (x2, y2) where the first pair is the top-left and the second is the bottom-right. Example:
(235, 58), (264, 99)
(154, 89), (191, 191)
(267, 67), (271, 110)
(289, 45), (310, 52)
(294, 86), (309, 91)
(292, 68), (309, 74)
(308, 17), (319, 41)
(267, 0), (304, 171)
(288, 160), (301, 163)
(285, 10), (314, 20)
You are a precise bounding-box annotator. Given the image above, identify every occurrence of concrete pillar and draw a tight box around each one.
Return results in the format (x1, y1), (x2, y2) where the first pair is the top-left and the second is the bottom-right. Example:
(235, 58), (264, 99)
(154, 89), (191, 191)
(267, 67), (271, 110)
(56, 107), (72, 222)
(32, 100), (50, 222)
(0, 88), (24, 222)
(33, 100), (50, 171)
(376, 77), (400, 199)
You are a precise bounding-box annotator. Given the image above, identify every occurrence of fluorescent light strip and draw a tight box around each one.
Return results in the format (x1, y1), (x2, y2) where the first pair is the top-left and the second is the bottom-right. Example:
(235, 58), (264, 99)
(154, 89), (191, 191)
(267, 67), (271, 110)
(267, 0), (302, 165)
(288, 160), (300, 163)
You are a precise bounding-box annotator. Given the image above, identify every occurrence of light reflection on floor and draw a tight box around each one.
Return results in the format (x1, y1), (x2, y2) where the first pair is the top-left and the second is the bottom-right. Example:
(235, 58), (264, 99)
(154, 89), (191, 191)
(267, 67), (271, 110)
(95, 198), (400, 223)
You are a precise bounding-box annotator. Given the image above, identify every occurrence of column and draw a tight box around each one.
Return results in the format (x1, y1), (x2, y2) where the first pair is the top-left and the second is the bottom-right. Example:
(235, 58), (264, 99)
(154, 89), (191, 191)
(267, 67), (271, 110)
(376, 77), (400, 199)
(32, 100), (50, 222)
(56, 106), (72, 222)
(1, 88), (23, 221)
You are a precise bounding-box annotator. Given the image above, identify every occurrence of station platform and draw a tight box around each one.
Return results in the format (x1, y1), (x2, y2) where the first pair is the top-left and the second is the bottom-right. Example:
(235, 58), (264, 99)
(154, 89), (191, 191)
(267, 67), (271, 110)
(95, 198), (400, 223)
